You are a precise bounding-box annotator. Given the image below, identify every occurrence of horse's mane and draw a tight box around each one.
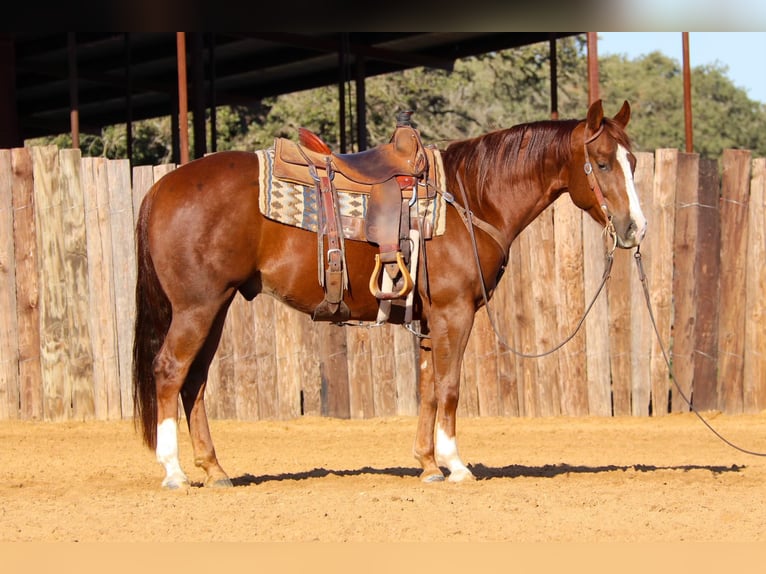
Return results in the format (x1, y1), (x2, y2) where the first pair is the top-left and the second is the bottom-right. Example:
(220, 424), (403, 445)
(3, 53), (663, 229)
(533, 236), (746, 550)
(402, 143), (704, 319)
(442, 117), (632, 203)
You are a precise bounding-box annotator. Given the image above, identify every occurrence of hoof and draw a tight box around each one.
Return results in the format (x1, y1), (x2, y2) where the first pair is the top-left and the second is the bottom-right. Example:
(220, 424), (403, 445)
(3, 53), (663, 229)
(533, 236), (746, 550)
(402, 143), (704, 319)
(420, 471), (445, 483)
(206, 477), (233, 489)
(447, 468), (475, 483)
(162, 478), (191, 491)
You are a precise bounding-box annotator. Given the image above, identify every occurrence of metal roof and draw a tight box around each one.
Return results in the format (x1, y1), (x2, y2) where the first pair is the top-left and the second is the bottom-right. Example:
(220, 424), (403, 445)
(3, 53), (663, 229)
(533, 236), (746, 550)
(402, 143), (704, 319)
(9, 32), (580, 141)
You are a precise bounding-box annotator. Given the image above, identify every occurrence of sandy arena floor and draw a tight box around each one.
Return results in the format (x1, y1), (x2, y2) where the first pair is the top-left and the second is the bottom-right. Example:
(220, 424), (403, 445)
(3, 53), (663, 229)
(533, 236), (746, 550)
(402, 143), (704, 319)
(2, 412), (766, 544)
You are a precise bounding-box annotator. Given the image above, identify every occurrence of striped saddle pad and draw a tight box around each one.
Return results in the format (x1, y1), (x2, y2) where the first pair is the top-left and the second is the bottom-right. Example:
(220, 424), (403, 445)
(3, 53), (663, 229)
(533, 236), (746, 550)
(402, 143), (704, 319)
(255, 146), (447, 241)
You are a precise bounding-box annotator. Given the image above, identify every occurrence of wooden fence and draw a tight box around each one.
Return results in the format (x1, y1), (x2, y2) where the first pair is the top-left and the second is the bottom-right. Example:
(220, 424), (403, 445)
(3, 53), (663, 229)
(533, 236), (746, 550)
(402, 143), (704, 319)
(1, 145), (764, 421)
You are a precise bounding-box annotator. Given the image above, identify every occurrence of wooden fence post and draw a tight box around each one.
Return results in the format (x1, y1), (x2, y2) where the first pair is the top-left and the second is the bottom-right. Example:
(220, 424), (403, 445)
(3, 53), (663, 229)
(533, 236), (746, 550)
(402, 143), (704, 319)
(630, 151), (655, 415)
(10, 148), (41, 419)
(554, 196), (588, 416)
(689, 158), (721, 411)
(670, 152), (700, 413)
(717, 149), (752, 414)
(583, 209), (611, 416)
(59, 149), (95, 420)
(744, 157), (766, 412)
(82, 157), (121, 419)
(0, 149), (18, 419)
(3, 147), (766, 421)
(648, 149), (678, 415)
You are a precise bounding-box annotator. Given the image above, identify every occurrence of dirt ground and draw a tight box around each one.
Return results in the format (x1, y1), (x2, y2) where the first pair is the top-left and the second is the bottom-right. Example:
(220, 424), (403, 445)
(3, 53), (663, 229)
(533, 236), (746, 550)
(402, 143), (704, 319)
(2, 412), (766, 543)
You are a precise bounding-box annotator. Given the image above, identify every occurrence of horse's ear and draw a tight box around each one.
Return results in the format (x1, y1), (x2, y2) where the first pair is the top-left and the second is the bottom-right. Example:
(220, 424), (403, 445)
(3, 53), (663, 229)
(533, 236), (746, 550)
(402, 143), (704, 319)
(613, 100), (631, 128)
(585, 99), (604, 139)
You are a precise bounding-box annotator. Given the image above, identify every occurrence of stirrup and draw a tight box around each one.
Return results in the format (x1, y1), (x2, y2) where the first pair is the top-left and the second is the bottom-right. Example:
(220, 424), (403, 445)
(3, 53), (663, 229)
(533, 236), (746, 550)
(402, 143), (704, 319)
(369, 252), (413, 300)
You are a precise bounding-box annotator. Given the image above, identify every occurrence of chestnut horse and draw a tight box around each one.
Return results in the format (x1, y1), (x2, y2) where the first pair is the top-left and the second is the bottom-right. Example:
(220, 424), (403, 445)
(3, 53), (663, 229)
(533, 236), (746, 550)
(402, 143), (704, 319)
(133, 99), (647, 488)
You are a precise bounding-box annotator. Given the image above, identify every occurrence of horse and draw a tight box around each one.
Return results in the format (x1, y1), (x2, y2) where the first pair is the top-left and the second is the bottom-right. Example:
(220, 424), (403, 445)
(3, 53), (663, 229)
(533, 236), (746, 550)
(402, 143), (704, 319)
(132, 99), (647, 489)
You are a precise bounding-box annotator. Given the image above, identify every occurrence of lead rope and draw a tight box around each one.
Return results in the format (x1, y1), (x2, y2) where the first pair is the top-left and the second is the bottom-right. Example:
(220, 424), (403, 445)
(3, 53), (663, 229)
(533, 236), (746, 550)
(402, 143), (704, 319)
(455, 171), (617, 358)
(633, 247), (766, 457)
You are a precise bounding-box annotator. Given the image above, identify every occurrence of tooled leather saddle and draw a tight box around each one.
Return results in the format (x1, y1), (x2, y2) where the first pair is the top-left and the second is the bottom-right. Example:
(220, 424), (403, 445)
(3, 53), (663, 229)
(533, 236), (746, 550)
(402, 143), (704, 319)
(271, 111), (435, 322)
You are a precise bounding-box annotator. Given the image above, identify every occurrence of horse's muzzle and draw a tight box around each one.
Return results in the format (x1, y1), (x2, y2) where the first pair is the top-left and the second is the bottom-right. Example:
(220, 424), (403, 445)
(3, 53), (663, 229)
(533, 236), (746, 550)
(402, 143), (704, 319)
(616, 217), (647, 249)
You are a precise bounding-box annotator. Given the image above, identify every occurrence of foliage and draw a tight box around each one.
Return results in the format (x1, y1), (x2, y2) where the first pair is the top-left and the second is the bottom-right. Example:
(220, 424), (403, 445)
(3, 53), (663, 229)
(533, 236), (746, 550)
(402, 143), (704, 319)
(599, 52), (766, 157)
(25, 37), (766, 162)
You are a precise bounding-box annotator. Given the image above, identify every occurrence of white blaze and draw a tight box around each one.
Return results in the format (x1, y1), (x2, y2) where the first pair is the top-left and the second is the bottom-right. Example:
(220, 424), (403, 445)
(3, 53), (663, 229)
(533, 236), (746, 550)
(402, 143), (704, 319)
(617, 144), (647, 243)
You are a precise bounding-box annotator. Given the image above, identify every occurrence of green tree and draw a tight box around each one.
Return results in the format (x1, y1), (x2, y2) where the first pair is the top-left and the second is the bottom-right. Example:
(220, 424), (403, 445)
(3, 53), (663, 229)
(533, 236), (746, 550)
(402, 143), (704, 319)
(599, 52), (766, 158)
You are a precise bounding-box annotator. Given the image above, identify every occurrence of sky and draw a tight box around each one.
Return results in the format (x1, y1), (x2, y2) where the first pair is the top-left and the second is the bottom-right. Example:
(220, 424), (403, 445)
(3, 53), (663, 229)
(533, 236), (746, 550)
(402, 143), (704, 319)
(597, 32), (766, 104)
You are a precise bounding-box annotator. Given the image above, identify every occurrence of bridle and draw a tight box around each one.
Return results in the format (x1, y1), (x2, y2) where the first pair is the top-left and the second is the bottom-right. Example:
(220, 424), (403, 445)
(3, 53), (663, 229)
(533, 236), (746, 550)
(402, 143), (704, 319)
(582, 123), (617, 249)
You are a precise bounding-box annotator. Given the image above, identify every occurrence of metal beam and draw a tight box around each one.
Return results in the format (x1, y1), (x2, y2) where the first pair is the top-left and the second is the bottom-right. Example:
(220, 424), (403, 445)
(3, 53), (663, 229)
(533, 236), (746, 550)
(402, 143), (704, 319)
(244, 32), (456, 72)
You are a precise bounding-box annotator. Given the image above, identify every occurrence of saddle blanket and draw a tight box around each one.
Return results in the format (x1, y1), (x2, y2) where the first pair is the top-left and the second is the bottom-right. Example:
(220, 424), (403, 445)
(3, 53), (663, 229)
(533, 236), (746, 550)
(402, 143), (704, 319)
(256, 146), (447, 239)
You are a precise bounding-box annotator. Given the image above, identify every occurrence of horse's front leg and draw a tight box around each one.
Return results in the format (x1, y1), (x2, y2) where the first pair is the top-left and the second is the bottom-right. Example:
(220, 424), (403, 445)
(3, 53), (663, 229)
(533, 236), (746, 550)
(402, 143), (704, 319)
(412, 327), (444, 482)
(414, 306), (476, 483)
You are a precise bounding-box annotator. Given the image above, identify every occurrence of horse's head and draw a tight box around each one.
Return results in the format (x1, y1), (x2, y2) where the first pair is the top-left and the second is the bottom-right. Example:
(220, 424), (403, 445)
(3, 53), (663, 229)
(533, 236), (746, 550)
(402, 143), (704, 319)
(569, 99), (647, 249)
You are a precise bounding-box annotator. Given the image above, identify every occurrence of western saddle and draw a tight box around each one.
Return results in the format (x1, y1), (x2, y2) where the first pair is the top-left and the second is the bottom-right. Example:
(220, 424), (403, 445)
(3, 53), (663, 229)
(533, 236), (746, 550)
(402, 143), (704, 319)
(271, 111), (435, 322)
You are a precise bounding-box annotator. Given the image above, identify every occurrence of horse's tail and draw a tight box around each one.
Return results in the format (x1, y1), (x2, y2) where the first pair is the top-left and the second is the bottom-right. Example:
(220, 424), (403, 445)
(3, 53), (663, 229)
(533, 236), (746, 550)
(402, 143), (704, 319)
(132, 188), (170, 451)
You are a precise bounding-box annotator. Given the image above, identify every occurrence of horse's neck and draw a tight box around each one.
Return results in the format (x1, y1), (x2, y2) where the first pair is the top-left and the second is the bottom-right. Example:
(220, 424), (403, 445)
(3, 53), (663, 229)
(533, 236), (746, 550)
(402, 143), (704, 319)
(454, 166), (567, 245)
(444, 123), (576, 246)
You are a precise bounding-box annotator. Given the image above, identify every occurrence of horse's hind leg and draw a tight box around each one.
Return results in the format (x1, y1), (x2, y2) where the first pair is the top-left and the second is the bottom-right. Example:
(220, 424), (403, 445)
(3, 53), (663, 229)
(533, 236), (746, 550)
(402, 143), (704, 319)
(154, 299), (231, 489)
(180, 301), (234, 488)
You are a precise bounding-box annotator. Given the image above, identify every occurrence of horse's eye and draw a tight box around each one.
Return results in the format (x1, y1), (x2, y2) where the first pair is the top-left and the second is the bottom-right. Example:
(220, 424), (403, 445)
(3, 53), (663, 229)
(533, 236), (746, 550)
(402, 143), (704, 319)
(597, 162), (609, 172)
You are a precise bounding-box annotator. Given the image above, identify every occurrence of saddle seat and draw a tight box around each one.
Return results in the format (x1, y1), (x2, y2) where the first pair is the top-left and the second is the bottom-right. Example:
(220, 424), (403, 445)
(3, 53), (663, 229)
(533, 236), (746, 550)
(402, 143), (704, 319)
(273, 125), (431, 198)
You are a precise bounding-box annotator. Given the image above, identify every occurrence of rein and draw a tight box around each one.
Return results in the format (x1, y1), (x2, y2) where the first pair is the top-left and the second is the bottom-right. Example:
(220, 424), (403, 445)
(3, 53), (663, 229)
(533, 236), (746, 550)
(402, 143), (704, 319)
(633, 248), (766, 457)
(411, 125), (766, 459)
(454, 171), (617, 358)
(440, 123), (621, 358)
(453, 171), (766, 456)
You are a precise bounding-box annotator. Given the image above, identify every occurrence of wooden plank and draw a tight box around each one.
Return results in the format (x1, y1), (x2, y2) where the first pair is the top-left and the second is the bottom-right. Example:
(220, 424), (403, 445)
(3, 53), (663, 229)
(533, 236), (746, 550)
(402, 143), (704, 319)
(744, 157), (766, 412)
(529, 208), (561, 416)
(289, 313), (315, 418)
(630, 152), (655, 415)
(230, 295), (260, 421)
(0, 149), (19, 419)
(131, 165), (155, 217)
(10, 148), (42, 420)
(607, 243), (632, 416)
(82, 157), (121, 420)
(457, 314), (479, 418)
(582, 211), (611, 416)
(317, 322), (350, 418)
(670, 152), (700, 413)
(153, 164), (176, 182)
(491, 255), (520, 416)
(31, 145), (69, 420)
(553, 196), (587, 415)
(135, 164), (174, 218)
(717, 149), (751, 414)
(346, 325), (375, 418)
(252, 296), (278, 419)
(393, 323), (418, 416)
(59, 149), (95, 419)
(370, 324), (397, 416)
(297, 318), (322, 417)
(513, 226), (540, 417)
(691, 158), (722, 411)
(274, 304), (303, 419)
(106, 159), (136, 417)
(209, 300), (237, 419)
(472, 306), (500, 416)
(648, 149), (678, 415)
